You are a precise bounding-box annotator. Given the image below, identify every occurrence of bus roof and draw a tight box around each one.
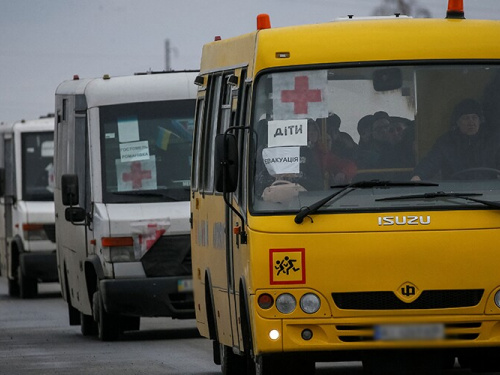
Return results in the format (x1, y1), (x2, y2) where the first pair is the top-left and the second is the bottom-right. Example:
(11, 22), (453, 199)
(199, 17), (500, 78)
(55, 71), (198, 108)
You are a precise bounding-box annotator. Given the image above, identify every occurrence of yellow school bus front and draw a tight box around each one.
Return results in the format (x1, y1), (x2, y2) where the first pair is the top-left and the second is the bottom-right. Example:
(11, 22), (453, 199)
(247, 210), (500, 353)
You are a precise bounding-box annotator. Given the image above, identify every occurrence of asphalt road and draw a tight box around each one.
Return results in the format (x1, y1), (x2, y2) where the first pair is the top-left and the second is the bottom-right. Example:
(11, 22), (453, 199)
(0, 278), (480, 375)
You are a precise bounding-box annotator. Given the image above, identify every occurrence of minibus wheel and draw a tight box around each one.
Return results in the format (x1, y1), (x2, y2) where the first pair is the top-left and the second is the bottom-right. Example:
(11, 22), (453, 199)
(80, 312), (97, 336)
(93, 289), (120, 341)
(17, 265), (37, 299)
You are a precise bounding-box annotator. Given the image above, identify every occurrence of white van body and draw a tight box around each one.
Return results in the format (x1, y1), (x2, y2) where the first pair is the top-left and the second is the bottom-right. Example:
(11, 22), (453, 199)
(0, 116), (58, 298)
(54, 72), (197, 340)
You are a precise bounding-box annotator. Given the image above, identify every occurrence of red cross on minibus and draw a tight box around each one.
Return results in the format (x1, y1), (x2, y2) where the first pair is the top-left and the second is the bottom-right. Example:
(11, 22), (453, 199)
(281, 75), (322, 114)
(122, 161), (152, 189)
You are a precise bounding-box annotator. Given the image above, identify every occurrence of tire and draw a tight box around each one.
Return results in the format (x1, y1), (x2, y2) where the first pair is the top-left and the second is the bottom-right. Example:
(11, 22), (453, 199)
(93, 290), (121, 341)
(120, 316), (140, 333)
(8, 277), (20, 297)
(220, 344), (246, 375)
(18, 266), (37, 299)
(253, 354), (314, 375)
(80, 312), (97, 336)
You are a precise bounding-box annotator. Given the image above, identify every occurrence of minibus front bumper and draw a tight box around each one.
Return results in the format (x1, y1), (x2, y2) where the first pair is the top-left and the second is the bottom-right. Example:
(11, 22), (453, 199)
(19, 251), (58, 282)
(99, 276), (195, 319)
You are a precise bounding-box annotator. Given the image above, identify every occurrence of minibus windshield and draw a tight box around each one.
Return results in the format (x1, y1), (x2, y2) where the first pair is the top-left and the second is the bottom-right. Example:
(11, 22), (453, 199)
(250, 64), (500, 214)
(100, 99), (195, 204)
(22, 131), (54, 201)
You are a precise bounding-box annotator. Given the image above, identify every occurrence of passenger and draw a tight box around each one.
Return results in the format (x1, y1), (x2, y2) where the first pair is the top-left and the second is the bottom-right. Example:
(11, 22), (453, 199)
(356, 111), (414, 169)
(316, 113), (357, 159)
(306, 119), (357, 185)
(412, 98), (500, 181)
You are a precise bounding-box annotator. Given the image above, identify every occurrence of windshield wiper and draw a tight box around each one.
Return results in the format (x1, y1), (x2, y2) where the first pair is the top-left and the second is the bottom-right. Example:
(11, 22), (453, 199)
(294, 180), (439, 224)
(376, 191), (500, 209)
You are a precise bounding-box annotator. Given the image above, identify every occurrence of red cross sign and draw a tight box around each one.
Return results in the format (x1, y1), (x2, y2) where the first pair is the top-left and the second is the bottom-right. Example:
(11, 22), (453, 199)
(122, 161), (152, 189)
(281, 76), (322, 115)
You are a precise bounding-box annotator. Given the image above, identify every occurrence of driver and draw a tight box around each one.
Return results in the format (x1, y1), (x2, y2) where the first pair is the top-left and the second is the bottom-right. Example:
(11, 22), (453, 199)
(412, 98), (500, 181)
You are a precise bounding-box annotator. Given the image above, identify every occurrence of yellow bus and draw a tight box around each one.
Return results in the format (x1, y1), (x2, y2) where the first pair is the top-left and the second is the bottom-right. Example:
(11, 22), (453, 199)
(191, 1), (500, 373)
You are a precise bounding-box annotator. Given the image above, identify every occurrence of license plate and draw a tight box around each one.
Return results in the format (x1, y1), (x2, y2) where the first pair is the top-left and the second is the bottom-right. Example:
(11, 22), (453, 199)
(177, 279), (193, 292)
(374, 323), (445, 341)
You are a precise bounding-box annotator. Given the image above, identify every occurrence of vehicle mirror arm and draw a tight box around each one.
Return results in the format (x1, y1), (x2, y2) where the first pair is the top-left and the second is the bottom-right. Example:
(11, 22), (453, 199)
(222, 126), (251, 244)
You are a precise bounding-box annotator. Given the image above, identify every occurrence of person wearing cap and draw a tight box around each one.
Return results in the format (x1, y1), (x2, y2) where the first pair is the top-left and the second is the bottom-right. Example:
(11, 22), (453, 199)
(412, 98), (500, 181)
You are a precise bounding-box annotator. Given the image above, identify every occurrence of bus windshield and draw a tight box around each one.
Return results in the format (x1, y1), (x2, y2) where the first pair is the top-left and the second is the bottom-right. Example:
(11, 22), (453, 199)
(22, 131), (54, 201)
(251, 64), (500, 214)
(100, 99), (195, 203)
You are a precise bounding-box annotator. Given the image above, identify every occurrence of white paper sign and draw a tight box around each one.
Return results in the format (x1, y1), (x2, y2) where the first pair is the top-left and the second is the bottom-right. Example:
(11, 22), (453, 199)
(272, 70), (328, 120)
(262, 147), (300, 176)
(268, 119), (308, 148)
(120, 140), (150, 162)
(41, 141), (54, 157)
(118, 117), (140, 143)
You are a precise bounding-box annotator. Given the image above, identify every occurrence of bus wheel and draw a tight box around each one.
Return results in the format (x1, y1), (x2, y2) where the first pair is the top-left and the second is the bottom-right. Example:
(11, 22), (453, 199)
(93, 290), (120, 341)
(220, 344), (246, 375)
(80, 312), (97, 336)
(254, 354), (314, 375)
(17, 266), (37, 299)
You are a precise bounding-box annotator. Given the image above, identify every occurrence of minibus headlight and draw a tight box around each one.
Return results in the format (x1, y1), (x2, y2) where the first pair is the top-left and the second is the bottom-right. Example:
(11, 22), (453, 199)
(495, 290), (500, 308)
(22, 223), (48, 241)
(109, 247), (135, 262)
(300, 293), (321, 314)
(276, 293), (296, 314)
(101, 237), (135, 262)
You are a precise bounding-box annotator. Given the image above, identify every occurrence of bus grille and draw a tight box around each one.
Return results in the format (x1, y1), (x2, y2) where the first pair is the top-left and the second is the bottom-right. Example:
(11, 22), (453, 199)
(331, 289), (483, 310)
(43, 224), (56, 243)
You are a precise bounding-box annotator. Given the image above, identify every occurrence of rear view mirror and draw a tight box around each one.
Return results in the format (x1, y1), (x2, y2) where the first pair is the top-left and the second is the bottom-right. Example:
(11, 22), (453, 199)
(65, 207), (86, 223)
(61, 174), (79, 206)
(373, 68), (402, 91)
(214, 133), (239, 193)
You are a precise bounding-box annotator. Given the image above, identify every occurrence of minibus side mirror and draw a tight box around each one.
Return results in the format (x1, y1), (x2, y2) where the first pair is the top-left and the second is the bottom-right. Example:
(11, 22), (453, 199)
(0, 168), (5, 197)
(64, 207), (86, 223)
(214, 133), (239, 193)
(61, 174), (79, 206)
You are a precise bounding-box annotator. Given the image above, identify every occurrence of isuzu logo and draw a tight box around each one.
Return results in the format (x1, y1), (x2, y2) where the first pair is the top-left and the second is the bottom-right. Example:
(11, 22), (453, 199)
(378, 215), (431, 226)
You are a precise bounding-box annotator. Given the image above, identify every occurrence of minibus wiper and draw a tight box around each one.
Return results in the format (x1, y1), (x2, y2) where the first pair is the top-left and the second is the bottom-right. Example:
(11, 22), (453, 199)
(294, 180), (439, 224)
(376, 191), (500, 209)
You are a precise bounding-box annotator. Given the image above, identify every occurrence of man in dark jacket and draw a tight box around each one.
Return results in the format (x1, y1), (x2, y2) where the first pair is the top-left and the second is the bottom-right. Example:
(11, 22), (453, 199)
(412, 98), (500, 181)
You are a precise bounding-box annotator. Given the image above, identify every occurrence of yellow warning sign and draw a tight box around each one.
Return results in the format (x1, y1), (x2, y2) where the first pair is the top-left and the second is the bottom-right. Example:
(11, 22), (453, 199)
(269, 248), (306, 285)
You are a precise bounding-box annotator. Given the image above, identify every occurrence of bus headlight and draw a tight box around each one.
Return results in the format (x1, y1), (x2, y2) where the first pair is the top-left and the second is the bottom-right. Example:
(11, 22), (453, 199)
(300, 293), (321, 314)
(276, 293), (296, 314)
(495, 290), (500, 308)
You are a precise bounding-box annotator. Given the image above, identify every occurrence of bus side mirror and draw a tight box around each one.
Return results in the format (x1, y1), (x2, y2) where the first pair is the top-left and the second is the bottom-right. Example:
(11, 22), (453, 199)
(214, 133), (239, 193)
(0, 168), (5, 197)
(61, 174), (79, 206)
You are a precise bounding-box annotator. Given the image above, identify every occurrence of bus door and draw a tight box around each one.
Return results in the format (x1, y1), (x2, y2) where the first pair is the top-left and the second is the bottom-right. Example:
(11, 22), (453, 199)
(224, 69), (249, 352)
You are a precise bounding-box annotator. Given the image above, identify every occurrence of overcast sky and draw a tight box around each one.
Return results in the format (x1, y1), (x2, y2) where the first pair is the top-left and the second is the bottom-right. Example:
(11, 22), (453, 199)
(1, 0), (498, 123)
